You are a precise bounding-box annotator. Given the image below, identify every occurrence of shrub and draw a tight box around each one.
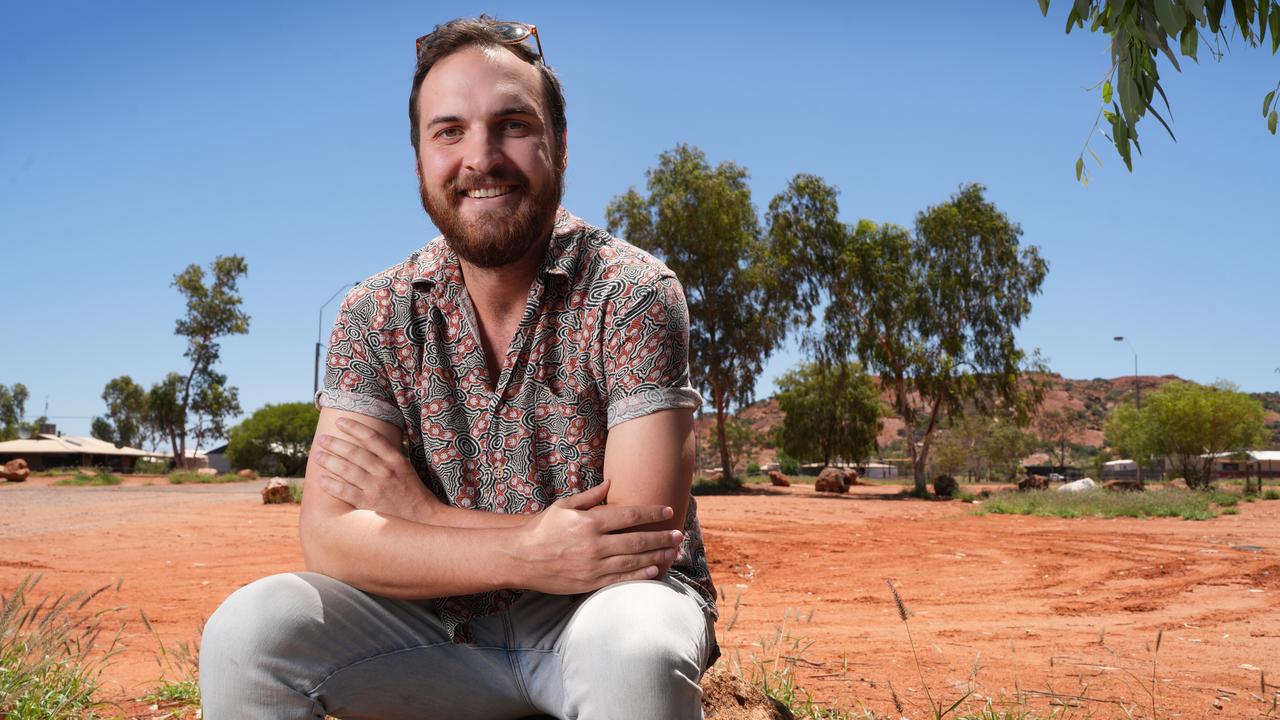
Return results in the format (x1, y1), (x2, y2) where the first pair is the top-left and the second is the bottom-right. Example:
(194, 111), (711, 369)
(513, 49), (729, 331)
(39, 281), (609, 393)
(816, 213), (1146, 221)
(975, 487), (1228, 520)
(776, 451), (801, 475)
(1264, 489), (1280, 500)
(132, 458), (170, 474)
(747, 461), (761, 475)
(54, 470), (122, 487)
(168, 470), (241, 484)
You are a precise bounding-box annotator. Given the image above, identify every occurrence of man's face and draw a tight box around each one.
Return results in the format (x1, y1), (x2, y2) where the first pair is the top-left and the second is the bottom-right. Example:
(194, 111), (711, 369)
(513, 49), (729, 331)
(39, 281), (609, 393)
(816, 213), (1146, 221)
(415, 45), (564, 268)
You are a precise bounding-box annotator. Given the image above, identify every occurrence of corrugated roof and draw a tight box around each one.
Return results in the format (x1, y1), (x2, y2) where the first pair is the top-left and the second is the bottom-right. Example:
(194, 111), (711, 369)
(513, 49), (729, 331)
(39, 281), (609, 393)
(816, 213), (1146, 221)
(0, 434), (152, 456)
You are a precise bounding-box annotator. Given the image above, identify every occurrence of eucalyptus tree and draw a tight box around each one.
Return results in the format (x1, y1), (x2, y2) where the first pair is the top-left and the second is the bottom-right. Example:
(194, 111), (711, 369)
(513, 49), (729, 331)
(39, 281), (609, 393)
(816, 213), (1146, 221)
(775, 360), (883, 468)
(820, 184), (1048, 495)
(1040, 0), (1280, 182)
(607, 145), (843, 482)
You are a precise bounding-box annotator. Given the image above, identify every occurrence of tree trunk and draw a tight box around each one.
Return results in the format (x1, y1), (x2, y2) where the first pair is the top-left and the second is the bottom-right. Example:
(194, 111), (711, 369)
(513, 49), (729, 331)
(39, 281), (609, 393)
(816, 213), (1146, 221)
(713, 384), (733, 485)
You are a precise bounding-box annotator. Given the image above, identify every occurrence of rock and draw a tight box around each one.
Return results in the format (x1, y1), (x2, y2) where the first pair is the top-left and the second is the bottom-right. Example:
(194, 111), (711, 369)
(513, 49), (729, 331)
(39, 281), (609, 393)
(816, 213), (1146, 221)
(1103, 479), (1143, 492)
(814, 467), (849, 494)
(767, 470), (791, 487)
(261, 478), (293, 504)
(703, 471), (725, 485)
(700, 666), (796, 720)
(1017, 475), (1049, 491)
(845, 469), (862, 486)
(78, 467), (98, 478)
(1, 459), (30, 482)
(196, 467), (219, 477)
(237, 468), (258, 480)
(1057, 477), (1098, 493)
(933, 474), (958, 498)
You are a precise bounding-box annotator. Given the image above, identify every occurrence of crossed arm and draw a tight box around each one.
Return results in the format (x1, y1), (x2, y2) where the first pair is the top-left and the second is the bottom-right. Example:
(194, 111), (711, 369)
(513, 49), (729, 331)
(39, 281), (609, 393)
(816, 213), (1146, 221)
(299, 406), (695, 600)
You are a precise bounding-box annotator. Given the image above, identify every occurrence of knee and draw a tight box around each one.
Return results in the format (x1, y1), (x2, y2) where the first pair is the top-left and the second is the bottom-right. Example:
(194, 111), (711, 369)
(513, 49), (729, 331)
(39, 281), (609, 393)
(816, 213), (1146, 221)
(201, 572), (326, 674)
(564, 581), (707, 679)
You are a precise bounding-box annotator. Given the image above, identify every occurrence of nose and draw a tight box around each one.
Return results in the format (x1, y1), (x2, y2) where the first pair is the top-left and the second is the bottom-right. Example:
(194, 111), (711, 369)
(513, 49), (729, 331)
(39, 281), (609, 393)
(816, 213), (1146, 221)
(461, 126), (504, 176)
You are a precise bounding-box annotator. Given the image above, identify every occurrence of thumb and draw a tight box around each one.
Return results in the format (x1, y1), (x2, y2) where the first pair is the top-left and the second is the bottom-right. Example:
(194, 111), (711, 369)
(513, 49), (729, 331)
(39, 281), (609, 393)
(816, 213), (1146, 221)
(558, 478), (610, 510)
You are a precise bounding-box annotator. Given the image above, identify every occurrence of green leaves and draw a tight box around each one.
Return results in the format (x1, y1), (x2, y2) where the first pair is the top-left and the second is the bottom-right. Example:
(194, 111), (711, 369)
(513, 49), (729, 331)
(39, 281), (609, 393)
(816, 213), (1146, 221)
(1102, 79), (1113, 104)
(1270, 108), (1279, 133)
(1154, 0), (1186, 35)
(1075, 156), (1085, 181)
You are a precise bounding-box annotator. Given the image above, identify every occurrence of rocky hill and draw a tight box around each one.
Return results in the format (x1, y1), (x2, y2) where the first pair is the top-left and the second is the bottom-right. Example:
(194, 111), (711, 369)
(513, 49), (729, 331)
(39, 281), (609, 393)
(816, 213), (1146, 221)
(693, 374), (1280, 471)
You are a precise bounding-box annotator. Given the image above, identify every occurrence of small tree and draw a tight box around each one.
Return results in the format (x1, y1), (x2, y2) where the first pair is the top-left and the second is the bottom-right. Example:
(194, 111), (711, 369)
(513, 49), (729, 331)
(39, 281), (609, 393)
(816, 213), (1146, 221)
(1105, 380), (1268, 489)
(92, 376), (148, 448)
(1037, 408), (1084, 468)
(165, 256), (250, 467)
(0, 383), (30, 440)
(983, 421), (1041, 481)
(775, 360), (882, 467)
(709, 417), (760, 478)
(227, 402), (320, 477)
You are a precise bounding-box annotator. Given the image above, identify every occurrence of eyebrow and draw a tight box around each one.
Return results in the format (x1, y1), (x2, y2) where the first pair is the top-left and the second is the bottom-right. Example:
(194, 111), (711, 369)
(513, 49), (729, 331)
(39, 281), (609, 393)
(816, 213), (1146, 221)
(426, 105), (539, 128)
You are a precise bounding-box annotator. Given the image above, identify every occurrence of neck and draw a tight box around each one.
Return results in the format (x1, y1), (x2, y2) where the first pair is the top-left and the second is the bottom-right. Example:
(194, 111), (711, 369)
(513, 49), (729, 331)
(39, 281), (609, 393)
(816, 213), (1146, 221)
(457, 233), (551, 317)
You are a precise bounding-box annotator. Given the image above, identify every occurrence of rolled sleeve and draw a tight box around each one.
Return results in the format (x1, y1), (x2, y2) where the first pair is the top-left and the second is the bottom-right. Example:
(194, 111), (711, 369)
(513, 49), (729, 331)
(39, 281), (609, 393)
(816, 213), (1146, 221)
(604, 275), (703, 428)
(314, 287), (406, 429)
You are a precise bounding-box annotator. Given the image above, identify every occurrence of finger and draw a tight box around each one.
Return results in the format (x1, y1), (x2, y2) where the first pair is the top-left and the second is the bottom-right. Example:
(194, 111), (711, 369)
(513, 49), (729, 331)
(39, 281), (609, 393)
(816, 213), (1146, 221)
(312, 449), (368, 488)
(597, 565), (662, 589)
(317, 434), (387, 476)
(335, 417), (402, 463)
(592, 504), (675, 533)
(313, 474), (362, 507)
(558, 479), (610, 510)
(597, 529), (684, 557)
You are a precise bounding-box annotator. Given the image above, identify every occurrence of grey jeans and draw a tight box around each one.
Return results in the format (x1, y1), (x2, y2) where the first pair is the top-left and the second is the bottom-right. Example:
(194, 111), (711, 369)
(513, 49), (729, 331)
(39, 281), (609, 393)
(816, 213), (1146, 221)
(199, 572), (716, 719)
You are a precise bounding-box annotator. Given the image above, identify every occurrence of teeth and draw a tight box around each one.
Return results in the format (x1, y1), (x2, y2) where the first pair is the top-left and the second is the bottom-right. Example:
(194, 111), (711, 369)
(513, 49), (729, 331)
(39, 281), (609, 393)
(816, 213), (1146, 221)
(463, 186), (515, 199)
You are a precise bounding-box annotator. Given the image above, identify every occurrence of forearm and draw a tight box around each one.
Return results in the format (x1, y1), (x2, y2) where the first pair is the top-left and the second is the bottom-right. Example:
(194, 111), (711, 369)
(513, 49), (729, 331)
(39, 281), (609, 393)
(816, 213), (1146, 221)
(417, 502), (531, 529)
(301, 494), (526, 598)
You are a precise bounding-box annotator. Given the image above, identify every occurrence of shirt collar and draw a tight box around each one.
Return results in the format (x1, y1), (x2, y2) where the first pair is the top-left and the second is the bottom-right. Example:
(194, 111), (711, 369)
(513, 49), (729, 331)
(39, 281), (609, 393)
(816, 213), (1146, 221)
(410, 207), (585, 291)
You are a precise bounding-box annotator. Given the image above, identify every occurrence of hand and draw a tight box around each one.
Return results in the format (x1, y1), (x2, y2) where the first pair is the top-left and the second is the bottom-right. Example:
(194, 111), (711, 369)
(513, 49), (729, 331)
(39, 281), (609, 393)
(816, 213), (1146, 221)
(514, 479), (684, 595)
(310, 417), (442, 523)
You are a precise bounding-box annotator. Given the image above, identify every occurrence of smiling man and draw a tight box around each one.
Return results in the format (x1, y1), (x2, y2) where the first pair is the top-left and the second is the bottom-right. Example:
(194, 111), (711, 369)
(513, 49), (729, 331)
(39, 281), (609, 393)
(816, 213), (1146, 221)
(198, 16), (717, 720)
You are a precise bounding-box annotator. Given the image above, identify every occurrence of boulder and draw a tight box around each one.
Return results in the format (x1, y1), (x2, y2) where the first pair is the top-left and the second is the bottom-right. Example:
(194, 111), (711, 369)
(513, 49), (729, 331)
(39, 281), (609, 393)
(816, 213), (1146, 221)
(261, 477), (293, 504)
(78, 467), (98, 478)
(845, 469), (862, 486)
(767, 470), (791, 487)
(1104, 479), (1143, 492)
(933, 474), (958, 498)
(1, 459), (30, 483)
(703, 471), (725, 485)
(1056, 477), (1098, 493)
(700, 666), (796, 720)
(196, 467), (219, 477)
(1018, 475), (1049, 491)
(814, 467), (849, 494)
(237, 468), (258, 480)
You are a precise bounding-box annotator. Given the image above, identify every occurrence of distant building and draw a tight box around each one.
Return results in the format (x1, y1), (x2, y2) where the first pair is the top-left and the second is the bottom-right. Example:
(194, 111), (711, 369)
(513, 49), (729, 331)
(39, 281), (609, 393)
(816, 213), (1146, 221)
(0, 434), (151, 472)
(1205, 450), (1280, 479)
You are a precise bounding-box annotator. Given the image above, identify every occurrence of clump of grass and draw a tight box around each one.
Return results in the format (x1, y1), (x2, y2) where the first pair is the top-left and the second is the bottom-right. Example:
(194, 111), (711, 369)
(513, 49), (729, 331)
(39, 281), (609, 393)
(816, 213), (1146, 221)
(0, 574), (125, 719)
(974, 487), (1236, 520)
(289, 480), (304, 504)
(886, 579), (973, 719)
(1264, 489), (1280, 500)
(139, 612), (202, 716)
(167, 470), (242, 484)
(733, 608), (868, 719)
(54, 470), (123, 487)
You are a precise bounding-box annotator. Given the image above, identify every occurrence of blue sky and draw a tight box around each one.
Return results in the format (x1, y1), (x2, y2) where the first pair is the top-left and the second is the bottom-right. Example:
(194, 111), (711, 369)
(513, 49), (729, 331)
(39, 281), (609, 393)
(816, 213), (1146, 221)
(3, 1), (1278, 441)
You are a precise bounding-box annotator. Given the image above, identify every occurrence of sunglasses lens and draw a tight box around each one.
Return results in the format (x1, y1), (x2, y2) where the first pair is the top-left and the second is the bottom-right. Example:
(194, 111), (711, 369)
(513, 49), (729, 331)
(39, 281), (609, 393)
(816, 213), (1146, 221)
(492, 22), (531, 43)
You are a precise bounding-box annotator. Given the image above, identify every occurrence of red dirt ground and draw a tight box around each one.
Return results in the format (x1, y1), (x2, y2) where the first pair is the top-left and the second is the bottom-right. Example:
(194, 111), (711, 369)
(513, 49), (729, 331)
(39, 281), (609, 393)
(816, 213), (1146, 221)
(2, 477), (1277, 719)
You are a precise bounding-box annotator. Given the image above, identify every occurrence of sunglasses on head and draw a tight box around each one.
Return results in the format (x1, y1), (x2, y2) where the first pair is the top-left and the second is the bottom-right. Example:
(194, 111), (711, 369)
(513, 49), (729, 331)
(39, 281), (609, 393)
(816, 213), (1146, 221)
(415, 21), (544, 63)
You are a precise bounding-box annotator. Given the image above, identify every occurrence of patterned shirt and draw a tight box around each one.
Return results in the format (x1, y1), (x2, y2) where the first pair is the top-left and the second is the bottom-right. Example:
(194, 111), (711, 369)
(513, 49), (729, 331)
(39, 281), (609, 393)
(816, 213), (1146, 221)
(317, 208), (716, 641)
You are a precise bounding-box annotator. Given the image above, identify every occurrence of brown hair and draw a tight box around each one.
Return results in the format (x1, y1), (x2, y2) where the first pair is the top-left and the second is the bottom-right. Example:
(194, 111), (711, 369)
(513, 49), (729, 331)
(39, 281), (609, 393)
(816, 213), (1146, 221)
(409, 16), (567, 163)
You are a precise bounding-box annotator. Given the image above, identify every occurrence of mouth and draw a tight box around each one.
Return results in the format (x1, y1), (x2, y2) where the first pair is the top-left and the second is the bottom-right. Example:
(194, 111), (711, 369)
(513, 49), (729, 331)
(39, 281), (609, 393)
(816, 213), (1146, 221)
(459, 185), (518, 200)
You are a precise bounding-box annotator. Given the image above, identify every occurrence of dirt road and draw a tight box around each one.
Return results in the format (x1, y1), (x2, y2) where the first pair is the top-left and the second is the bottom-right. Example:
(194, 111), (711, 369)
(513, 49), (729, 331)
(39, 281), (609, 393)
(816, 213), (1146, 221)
(2, 479), (1276, 718)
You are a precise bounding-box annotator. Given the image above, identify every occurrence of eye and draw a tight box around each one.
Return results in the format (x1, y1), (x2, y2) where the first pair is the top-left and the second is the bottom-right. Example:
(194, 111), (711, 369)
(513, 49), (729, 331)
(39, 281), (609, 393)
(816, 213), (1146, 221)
(501, 119), (530, 135)
(434, 127), (462, 141)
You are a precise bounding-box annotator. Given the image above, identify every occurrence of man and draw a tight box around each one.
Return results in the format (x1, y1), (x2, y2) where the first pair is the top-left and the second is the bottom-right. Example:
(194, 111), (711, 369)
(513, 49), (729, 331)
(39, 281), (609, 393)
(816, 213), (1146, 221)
(200, 16), (717, 719)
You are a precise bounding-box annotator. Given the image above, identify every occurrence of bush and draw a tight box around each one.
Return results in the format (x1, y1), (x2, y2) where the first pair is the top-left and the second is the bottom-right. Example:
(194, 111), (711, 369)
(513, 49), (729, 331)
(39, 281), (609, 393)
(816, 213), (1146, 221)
(54, 470), (122, 487)
(132, 458), (170, 474)
(746, 461), (761, 475)
(776, 451), (800, 475)
(168, 470), (241, 485)
(1264, 489), (1280, 500)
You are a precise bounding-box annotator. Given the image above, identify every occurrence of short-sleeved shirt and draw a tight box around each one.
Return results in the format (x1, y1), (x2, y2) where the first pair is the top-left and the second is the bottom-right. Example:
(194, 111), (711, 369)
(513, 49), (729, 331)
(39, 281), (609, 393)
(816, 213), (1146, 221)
(317, 208), (717, 641)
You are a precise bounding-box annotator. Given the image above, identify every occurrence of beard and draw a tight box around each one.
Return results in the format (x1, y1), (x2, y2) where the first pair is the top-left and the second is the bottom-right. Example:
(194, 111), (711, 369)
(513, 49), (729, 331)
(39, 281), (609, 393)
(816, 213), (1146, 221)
(419, 162), (564, 269)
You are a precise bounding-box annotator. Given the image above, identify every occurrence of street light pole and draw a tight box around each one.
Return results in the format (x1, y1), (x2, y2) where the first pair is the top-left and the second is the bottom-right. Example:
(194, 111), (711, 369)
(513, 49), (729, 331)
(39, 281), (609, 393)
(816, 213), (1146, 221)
(315, 282), (358, 397)
(1114, 335), (1143, 486)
